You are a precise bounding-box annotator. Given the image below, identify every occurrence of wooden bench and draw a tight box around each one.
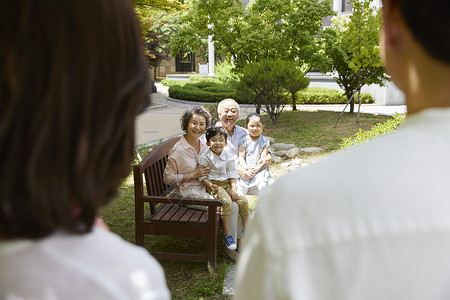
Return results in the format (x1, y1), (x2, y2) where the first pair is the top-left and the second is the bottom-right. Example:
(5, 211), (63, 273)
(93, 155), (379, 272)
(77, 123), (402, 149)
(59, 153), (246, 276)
(133, 136), (223, 273)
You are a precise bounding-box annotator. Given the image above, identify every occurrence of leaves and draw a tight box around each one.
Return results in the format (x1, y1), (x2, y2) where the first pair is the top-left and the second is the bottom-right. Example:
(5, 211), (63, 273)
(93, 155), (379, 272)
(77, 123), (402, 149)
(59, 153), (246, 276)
(165, 0), (333, 70)
(238, 59), (308, 124)
(133, 1), (185, 66)
(340, 113), (406, 148)
(321, 0), (387, 114)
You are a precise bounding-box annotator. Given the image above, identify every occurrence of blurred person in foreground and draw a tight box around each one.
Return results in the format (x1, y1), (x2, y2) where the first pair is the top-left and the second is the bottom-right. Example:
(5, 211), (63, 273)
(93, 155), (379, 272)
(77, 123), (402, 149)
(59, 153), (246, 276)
(235, 0), (450, 299)
(0, 1), (170, 299)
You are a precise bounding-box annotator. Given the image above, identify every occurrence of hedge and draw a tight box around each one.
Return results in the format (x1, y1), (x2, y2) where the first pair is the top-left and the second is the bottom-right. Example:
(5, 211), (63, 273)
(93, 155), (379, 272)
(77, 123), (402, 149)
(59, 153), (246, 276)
(297, 89), (374, 104)
(167, 80), (375, 105)
(168, 84), (236, 103)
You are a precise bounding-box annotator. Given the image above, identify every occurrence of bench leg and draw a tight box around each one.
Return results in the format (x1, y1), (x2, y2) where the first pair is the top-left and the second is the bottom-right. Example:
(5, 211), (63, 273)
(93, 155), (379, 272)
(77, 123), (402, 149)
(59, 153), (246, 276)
(207, 207), (218, 273)
(136, 227), (145, 247)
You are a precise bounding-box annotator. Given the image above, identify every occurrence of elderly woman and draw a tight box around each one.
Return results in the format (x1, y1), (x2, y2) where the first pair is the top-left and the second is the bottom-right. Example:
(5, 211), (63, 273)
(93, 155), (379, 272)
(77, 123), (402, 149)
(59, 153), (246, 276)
(163, 106), (240, 261)
(163, 106), (212, 199)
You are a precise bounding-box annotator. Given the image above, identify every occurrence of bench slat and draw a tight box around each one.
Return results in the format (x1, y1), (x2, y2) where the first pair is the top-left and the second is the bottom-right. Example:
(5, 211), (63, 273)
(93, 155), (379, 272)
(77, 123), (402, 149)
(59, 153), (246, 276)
(170, 206), (188, 222)
(199, 210), (209, 223)
(188, 210), (205, 225)
(152, 203), (173, 221)
(179, 209), (195, 223)
(160, 205), (182, 222)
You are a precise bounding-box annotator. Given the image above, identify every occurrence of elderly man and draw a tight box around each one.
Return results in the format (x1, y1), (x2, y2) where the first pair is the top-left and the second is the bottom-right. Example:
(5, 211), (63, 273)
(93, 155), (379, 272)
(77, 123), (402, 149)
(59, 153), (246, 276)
(235, 0), (450, 299)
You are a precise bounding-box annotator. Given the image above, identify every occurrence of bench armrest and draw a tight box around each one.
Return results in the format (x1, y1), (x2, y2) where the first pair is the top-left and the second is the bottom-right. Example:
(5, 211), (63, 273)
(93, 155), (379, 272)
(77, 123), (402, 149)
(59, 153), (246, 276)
(140, 195), (223, 207)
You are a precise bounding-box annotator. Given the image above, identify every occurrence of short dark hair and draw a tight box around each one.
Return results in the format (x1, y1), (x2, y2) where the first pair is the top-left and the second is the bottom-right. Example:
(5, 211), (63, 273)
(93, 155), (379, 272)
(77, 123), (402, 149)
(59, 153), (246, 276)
(246, 113), (264, 125)
(205, 127), (228, 142)
(180, 106), (212, 132)
(396, 0), (450, 64)
(0, 0), (149, 238)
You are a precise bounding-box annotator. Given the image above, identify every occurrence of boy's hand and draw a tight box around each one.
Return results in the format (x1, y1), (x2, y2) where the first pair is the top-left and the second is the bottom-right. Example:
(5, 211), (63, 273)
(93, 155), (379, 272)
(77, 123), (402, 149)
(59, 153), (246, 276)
(230, 189), (239, 201)
(209, 183), (219, 194)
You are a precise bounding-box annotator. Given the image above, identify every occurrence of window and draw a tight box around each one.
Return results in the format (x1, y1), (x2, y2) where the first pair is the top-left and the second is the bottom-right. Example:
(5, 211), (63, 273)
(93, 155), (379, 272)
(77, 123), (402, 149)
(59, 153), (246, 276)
(342, 0), (352, 13)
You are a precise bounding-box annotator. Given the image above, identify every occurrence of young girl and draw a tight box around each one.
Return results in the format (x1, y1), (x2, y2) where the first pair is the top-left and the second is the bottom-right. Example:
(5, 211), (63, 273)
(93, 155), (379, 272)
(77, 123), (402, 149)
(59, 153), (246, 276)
(238, 113), (271, 195)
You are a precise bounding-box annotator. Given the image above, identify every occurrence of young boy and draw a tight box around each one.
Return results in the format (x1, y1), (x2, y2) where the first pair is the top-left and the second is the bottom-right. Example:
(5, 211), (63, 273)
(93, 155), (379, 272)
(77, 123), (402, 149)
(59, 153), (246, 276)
(198, 127), (250, 251)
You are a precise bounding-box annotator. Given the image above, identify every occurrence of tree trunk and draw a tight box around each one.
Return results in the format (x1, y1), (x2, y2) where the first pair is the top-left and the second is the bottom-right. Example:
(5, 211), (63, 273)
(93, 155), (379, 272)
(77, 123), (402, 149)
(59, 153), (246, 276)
(256, 92), (262, 114)
(291, 92), (297, 111)
(356, 87), (361, 123)
(356, 71), (362, 123)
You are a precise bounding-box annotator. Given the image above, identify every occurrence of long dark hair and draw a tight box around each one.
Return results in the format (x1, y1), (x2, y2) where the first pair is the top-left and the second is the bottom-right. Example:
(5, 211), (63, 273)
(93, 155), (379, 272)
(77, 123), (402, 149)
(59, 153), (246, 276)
(0, 0), (149, 238)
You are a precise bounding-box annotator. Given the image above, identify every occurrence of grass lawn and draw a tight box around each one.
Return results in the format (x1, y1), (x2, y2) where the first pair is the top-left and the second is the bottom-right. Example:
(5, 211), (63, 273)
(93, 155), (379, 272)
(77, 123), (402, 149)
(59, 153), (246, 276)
(100, 110), (392, 300)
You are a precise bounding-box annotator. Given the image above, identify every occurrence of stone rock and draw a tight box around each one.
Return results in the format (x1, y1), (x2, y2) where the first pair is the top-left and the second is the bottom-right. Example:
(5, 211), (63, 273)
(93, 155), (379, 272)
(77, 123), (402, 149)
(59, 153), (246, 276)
(287, 147), (300, 158)
(280, 162), (291, 169)
(290, 158), (304, 165)
(300, 147), (324, 154)
(272, 150), (288, 157)
(271, 155), (283, 163)
(271, 143), (296, 151)
(288, 165), (301, 171)
(266, 136), (275, 144)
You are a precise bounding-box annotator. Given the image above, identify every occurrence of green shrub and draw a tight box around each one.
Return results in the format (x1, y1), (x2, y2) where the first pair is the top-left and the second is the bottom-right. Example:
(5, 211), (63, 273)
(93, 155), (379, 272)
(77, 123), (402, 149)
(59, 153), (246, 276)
(184, 82), (223, 90)
(203, 103), (219, 125)
(297, 88), (374, 104)
(188, 75), (220, 83)
(161, 79), (187, 87)
(340, 113), (406, 148)
(237, 58), (305, 124)
(168, 84), (235, 103)
(202, 85), (234, 93)
(304, 87), (341, 94)
(215, 61), (240, 84)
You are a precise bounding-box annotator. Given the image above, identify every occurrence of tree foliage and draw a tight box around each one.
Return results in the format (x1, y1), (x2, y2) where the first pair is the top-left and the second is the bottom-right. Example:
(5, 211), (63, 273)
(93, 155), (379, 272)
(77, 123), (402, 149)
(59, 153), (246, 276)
(133, 0), (184, 67)
(284, 67), (310, 111)
(168, 0), (333, 71)
(321, 0), (387, 118)
(238, 59), (309, 125)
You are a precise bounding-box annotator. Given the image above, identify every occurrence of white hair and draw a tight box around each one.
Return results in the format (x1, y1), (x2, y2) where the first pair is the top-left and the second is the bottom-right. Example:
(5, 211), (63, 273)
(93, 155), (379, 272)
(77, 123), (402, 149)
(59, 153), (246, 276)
(217, 98), (240, 114)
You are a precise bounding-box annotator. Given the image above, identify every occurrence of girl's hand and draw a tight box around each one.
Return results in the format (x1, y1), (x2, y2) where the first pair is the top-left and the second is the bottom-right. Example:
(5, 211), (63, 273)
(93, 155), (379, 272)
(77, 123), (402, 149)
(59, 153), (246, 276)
(238, 168), (253, 181)
(258, 155), (271, 169)
(248, 167), (257, 177)
(238, 167), (250, 180)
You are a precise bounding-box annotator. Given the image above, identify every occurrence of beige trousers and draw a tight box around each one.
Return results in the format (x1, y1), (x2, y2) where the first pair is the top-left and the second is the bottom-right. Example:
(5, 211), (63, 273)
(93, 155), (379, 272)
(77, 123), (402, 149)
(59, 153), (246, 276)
(206, 179), (249, 216)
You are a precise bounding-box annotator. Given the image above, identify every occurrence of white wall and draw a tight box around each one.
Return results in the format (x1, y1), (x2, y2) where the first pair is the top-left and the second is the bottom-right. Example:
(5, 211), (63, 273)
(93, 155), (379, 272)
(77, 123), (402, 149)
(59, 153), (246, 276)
(308, 72), (405, 105)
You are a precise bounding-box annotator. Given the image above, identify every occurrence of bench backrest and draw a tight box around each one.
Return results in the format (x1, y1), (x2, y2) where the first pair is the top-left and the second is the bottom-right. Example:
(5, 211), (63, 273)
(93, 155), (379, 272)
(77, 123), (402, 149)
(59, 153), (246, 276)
(134, 136), (181, 214)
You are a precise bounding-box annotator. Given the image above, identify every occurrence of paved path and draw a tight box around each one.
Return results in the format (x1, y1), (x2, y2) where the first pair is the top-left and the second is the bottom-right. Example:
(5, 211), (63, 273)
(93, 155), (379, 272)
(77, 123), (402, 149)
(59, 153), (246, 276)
(135, 82), (407, 146)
